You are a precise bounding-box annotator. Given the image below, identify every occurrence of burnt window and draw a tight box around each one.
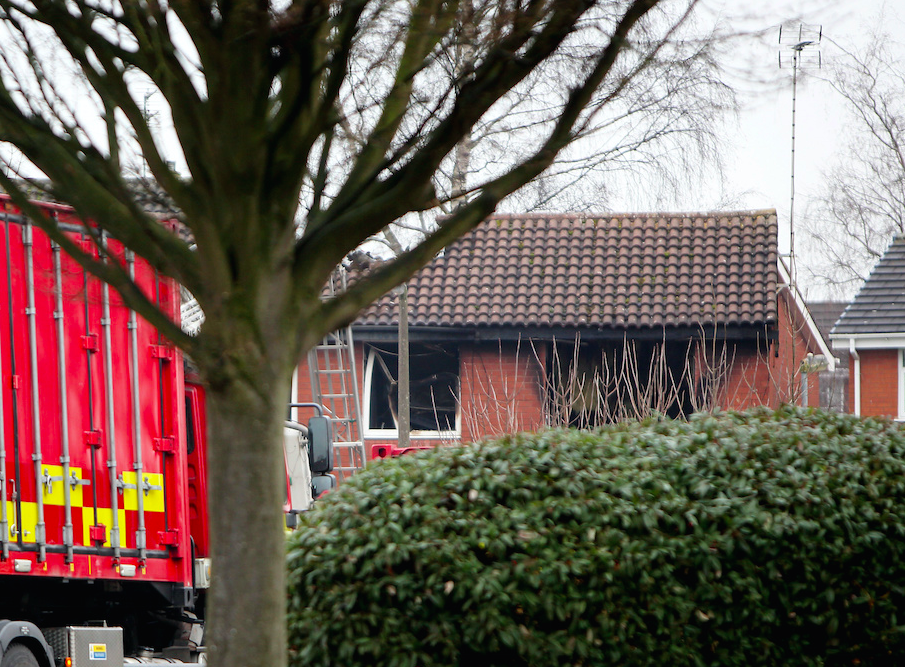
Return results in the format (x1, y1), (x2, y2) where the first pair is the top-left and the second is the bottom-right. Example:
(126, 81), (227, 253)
(547, 338), (703, 427)
(365, 343), (459, 435)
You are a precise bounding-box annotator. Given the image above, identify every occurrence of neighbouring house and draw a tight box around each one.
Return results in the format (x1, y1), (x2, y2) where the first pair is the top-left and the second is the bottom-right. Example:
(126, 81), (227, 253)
(830, 235), (905, 418)
(297, 210), (834, 453)
(807, 301), (849, 411)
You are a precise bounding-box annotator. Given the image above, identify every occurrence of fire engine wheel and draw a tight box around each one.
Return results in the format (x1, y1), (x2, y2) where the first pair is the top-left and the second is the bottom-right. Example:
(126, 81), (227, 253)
(0, 644), (39, 667)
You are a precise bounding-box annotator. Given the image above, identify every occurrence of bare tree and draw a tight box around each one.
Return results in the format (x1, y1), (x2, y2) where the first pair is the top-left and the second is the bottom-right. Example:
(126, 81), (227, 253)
(803, 28), (905, 297)
(0, 1), (724, 665)
(365, 1), (736, 255)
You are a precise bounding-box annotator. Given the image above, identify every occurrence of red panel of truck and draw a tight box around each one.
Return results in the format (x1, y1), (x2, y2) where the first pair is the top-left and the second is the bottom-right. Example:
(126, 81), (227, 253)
(184, 381), (210, 557)
(0, 197), (191, 588)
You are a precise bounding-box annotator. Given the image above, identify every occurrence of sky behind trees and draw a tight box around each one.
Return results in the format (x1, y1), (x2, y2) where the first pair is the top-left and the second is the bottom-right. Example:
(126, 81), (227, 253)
(719, 0), (903, 300)
(7, 0), (896, 299)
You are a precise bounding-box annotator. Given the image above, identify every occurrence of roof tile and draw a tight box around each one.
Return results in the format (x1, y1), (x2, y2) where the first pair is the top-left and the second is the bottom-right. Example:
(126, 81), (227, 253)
(356, 210), (779, 331)
(833, 236), (905, 336)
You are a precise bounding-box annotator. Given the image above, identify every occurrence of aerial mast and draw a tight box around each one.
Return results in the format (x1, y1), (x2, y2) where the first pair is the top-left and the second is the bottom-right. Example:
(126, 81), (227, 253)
(778, 23), (822, 287)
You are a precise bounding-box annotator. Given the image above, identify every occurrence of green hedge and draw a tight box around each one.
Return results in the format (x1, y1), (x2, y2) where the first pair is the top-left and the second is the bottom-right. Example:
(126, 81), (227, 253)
(286, 408), (905, 666)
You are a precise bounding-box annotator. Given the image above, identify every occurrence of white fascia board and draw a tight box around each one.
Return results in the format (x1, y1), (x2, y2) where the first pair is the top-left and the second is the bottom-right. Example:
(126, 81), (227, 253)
(830, 333), (905, 350)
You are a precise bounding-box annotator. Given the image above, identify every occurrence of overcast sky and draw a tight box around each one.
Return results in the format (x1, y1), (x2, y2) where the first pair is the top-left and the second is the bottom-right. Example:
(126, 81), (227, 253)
(8, 0), (898, 299)
(718, 0), (902, 277)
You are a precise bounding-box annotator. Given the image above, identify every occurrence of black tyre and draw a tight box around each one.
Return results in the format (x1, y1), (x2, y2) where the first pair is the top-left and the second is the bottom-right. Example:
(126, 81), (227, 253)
(0, 644), (40, 667)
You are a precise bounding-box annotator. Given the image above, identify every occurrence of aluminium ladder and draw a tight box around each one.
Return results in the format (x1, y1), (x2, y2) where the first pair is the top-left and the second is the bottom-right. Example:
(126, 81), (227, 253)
(307, 269), (366, 481)
(181, 273), (367, 481)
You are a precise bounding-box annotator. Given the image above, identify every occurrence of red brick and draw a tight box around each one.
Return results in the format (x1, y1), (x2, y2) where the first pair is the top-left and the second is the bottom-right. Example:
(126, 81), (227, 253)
(854, 349), (898, 417)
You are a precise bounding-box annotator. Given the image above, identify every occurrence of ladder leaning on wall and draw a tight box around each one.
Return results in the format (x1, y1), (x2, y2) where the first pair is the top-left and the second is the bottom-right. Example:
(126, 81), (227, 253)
(183, 272), (367, 481)
(307, 269), (367, 481)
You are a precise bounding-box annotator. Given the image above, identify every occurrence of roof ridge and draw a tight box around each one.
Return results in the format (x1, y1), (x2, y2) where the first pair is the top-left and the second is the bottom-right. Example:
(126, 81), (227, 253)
(481, 209), (779, 220)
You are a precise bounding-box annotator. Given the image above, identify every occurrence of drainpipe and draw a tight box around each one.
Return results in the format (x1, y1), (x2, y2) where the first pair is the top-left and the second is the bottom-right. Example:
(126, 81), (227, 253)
(800, 369), (809, 408)
(850, 339), (860, 416)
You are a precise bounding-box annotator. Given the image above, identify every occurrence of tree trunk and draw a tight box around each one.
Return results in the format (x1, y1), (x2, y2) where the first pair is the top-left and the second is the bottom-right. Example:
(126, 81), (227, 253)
(203, 367), (292, 667)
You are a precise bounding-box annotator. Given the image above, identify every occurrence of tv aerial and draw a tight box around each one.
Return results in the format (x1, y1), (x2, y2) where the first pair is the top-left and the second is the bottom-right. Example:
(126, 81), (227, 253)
(778, 23), (822, 287)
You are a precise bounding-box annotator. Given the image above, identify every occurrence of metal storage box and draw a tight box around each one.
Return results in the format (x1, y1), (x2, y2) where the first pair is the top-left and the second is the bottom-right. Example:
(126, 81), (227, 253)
(44, 626), (124, 667)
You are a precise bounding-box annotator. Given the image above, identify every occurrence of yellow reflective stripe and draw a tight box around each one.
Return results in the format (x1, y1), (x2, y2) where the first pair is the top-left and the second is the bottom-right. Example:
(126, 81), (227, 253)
(121, 471), (164, 512)
(40, 465), (84, 507)
(6, 500), (37, 543)
(81, 507), (126, 547)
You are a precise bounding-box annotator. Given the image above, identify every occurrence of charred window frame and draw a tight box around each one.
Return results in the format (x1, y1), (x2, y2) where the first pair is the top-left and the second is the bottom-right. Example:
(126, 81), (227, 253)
(364, 342), (459, 437)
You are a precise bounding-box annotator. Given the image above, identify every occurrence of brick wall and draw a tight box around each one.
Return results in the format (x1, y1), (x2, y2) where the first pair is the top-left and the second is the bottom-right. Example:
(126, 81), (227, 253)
(458, 340), (547, 440)
(296, 295), (825, 459)
(297, 339), (547, 458)
(770, 294), (819, 407)
(851, 349), (899, 417)
(721, 341), (773, 410)
(717, 294), (820, 410)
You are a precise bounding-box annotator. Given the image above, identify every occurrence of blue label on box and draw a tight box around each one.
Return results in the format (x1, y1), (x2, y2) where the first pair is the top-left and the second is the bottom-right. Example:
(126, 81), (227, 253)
(89, 643), (107, 660)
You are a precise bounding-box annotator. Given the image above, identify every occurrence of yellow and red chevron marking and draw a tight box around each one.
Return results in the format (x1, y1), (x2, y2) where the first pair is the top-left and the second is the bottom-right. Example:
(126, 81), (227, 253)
(6, 466), (165, 548)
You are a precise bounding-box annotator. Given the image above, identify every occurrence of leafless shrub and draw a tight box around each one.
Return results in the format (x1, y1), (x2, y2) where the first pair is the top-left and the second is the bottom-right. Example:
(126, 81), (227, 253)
(455, 330), (746, 436)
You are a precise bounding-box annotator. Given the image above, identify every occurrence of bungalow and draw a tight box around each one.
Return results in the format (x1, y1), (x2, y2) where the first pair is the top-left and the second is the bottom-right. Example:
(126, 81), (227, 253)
(296, 210), (833, 452)
(830, 235), (905, 418)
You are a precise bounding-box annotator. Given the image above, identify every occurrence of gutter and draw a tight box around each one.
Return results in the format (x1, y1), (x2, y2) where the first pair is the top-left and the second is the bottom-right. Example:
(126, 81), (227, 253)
(352, 323), (781, 344)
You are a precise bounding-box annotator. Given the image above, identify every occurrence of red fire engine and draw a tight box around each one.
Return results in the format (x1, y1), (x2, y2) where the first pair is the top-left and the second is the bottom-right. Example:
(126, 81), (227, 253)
(0, 197), (330, 666)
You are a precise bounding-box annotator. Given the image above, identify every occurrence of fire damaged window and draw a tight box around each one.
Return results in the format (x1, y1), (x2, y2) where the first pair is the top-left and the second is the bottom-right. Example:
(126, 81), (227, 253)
(546, 338), (719, 427)
(365, 343), (459, 435)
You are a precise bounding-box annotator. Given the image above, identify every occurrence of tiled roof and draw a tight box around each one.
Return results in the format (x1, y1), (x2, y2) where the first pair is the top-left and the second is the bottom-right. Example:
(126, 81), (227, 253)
(807, 301), (848, 341)
(356, 210), (779, 332)
(832, 235), (905, 336)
